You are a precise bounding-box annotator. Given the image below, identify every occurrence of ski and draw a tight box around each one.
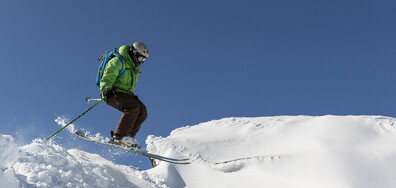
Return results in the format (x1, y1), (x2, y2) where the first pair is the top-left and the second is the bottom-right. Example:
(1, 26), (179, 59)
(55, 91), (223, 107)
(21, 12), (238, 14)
(73, 130), (191, 165)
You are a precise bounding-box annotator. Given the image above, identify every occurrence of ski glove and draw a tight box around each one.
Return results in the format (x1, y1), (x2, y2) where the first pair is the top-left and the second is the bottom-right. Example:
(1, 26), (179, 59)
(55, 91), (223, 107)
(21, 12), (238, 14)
(103, 87), (117, 100)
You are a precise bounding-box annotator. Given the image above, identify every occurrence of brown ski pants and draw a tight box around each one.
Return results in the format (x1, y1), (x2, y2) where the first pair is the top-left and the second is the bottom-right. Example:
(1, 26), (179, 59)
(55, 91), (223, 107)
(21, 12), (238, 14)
(105, 92), (147, 138)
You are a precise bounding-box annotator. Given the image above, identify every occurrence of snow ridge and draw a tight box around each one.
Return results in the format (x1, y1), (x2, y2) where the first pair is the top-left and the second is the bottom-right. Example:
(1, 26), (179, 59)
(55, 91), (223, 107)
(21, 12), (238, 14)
(2, 115), (396, 188)
(146, 115), (396, 188)
(0, 137), (163, 188)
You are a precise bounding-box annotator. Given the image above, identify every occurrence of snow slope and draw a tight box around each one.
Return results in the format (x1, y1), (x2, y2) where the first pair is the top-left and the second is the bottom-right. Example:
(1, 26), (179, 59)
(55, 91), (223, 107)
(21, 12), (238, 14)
(146, 115), (396, 188)
(1, 115), (396, 187)
(0, 136), (162, 187)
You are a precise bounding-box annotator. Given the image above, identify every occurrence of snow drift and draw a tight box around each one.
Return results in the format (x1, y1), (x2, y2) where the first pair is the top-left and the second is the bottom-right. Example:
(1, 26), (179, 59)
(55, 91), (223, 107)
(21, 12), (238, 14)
(146, 115), (396, 188)
(0, 136), (161, 187)
(1, 115), (396, 187)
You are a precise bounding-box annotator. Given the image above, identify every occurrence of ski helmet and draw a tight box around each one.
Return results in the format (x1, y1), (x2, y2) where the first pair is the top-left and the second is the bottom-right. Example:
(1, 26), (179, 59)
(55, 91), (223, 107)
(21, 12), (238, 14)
(131, 42), (149, 59)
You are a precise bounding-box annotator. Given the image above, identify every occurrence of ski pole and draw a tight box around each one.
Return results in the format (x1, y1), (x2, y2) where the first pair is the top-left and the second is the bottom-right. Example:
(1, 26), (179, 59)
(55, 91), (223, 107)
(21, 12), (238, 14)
(42, 97), (106, 143)
(86, 96), (102, 103)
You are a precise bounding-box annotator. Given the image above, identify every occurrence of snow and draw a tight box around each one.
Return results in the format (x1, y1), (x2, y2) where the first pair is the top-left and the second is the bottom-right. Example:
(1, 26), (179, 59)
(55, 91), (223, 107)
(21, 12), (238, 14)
(2, 115), (396, 187)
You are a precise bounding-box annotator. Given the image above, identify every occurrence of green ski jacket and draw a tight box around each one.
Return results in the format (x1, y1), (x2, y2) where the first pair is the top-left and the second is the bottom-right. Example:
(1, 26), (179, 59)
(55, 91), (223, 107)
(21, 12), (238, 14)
(100, 45), (141, 96)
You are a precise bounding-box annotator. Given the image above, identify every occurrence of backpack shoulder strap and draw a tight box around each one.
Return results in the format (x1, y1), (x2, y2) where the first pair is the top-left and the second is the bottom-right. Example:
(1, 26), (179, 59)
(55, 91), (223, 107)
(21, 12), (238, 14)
(96, 51), (127, 87)
(112, 52), (126, 76)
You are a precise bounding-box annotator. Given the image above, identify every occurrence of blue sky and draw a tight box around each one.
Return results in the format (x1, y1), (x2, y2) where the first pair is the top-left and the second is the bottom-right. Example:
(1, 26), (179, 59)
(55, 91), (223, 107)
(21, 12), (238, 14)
(1, 0), (395, 169)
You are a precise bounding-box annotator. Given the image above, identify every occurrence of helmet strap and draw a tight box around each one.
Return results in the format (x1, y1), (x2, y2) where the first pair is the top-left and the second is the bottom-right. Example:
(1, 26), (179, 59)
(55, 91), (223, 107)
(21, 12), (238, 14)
(130, 46), (137, 55)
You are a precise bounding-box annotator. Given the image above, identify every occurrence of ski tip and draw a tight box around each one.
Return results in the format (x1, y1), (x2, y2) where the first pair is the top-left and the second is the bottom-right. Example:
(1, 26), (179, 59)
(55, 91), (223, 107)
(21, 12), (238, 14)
(74, 130), (85, 137)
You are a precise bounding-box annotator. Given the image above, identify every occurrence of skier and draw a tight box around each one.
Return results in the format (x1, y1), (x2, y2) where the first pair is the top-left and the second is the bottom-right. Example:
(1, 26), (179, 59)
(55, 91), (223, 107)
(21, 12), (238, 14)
(100, 42), (149, 147)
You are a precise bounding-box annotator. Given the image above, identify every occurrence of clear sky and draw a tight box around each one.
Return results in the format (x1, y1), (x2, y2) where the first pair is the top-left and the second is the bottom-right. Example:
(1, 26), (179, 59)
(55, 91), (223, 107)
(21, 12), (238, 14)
(1, 0), (395, 169)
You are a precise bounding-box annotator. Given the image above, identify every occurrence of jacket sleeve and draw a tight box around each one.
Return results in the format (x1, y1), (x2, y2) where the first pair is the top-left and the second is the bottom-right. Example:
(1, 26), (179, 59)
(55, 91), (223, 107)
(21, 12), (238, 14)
(100, 58), (122, 95)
